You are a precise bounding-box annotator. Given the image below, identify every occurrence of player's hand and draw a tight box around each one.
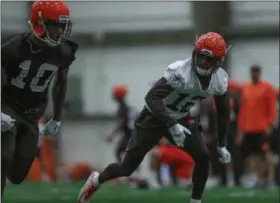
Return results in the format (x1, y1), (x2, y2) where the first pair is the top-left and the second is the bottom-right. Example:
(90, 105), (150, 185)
(43, 119), (61, 136)
(169, 124), (191, 147)
(1, 112), (15, 132)
(217, 146), (231, 164)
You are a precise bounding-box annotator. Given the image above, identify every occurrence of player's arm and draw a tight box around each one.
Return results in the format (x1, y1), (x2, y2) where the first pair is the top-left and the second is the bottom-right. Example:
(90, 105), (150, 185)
(52, 68), (69, 121)
(53, 41), (78, 121)
(214, 92), (230, 147)
(145, 77), (177, 127)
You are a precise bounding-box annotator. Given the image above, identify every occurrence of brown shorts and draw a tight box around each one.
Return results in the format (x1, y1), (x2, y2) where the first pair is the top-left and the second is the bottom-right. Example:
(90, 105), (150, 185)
(126, 108), (207, 160)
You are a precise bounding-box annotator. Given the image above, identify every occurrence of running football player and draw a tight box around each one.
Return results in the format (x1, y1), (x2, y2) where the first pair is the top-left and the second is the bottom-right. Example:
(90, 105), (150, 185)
(78, 32), (231, 203)
(1, 0), (77, 197)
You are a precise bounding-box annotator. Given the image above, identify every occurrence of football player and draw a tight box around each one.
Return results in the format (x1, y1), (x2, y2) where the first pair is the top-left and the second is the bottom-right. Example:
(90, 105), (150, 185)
(105, 85), (137, 163)
(1, 0), (77, 197)
(78, 32), (231, 203)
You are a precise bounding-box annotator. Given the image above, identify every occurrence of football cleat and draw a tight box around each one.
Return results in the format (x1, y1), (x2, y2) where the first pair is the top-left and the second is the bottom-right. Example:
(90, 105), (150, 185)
(78, 171), (100, 203)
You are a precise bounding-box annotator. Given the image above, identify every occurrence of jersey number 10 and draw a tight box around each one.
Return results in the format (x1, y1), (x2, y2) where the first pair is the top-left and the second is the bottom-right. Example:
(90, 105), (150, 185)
(11, 60), (58, 92)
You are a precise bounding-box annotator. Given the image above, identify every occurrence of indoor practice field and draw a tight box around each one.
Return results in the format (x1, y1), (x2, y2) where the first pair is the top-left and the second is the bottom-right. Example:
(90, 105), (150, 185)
(3, 182), (279, 203)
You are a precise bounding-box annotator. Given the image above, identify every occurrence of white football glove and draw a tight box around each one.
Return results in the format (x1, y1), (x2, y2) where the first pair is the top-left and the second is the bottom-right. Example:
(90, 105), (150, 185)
(169, 124), (191, 147)
(42, 119), (61, 136)
(1, 112), (15, 132)
(217, 146), (231, 164)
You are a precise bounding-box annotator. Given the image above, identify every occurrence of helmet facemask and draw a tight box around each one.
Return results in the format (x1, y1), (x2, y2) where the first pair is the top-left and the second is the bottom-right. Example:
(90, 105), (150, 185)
(193, 49), (224, 76)
(30, 13), (72, 47)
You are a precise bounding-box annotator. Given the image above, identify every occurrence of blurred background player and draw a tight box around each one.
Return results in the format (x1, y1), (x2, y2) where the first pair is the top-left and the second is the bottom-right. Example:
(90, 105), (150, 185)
(149, 135), (194, 189)
(237, 65), (277, 188)
(1, 0), (77, 198)
(104, 85), (145, 186)
(105, 85), (136, 163)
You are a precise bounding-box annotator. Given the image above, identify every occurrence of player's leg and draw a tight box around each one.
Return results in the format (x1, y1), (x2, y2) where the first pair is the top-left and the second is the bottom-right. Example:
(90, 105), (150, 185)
(1, 105), (18, 198)
(98, 127), (163, 183)
(166, 122), (210, 203)
(7, 122), (39, 184)
(1, 130), (16, 198)
(78, 127), (164, 203)
(114, 134), (130, 163)
(182, 128), (210, 202)
(252, 133), (267, 187)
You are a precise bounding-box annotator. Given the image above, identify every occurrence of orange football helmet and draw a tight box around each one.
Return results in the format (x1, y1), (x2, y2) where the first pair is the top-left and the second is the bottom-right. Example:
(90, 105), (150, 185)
(112, 85), (128, 100)
(192, 32), (228, 76)
(29, 0), (72, 47)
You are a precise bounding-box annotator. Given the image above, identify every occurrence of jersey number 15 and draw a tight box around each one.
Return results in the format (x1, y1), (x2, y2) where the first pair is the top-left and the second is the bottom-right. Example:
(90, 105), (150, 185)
(166, 93), (205, 113)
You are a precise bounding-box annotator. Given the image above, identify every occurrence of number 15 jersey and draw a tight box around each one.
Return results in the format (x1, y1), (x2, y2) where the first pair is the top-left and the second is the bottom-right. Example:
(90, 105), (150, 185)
(162, 58), (228, 119)
(142, 57), (228, 128)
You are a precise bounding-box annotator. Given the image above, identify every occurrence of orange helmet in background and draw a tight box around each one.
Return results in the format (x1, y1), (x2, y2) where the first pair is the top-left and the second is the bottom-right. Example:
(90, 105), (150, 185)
(193, 32), (228, 76)
(112, 84), (128, 100)
(29, 0), (72, 47)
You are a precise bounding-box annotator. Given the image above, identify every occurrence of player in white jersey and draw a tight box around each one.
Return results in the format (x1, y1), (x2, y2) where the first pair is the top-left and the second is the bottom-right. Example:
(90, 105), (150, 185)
(78, 32), (231, 203)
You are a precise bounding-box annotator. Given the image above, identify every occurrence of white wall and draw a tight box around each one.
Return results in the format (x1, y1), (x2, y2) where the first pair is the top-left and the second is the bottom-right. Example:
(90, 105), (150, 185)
(68, 2), (192, 33)
(1, 1), (29, 32)
(70, 39), (279, 115)
(231, 2), (279, 26)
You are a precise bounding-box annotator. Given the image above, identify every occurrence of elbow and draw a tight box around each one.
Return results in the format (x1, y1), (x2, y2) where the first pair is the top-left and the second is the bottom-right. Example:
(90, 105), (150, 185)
(144, 94), (152, 106)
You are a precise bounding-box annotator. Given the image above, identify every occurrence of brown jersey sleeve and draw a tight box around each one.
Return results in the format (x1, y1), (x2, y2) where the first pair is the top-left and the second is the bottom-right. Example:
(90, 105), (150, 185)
(145, 77), (177, 127)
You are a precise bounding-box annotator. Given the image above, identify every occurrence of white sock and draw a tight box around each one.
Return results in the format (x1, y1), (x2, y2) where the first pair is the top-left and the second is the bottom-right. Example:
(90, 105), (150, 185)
(160, 164), (172, 186)
(150, 171), (159, 183)
(149, 171), (160, 188)
(92, 174), (100, 187)
(190, 198), (201, 203)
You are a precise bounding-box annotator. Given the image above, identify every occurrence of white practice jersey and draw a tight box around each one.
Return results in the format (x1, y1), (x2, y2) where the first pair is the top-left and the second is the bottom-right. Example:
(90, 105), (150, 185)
(162, 58), (228, 119)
